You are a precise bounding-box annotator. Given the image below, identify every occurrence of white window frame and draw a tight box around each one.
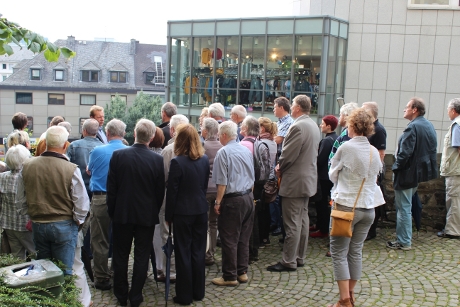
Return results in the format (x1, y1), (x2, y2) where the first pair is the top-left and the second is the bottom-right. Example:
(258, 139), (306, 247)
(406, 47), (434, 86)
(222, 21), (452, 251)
(408, 0), (460, 9)
(30, 69), (41, 80)
(54, 70), (64, 81)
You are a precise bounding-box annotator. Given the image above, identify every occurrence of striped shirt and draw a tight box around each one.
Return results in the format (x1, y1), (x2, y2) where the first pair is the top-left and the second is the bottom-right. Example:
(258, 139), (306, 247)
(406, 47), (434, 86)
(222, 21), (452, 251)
(328, 128), (351, 169)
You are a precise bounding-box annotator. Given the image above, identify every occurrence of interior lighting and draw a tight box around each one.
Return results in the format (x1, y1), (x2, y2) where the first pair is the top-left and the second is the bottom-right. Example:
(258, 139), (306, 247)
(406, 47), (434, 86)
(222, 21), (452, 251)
(208, 39), (212, 46)
(254, 38), (259, 45)
(246, 55), (249, 59)
(227, 54), (230, 57)
(271, 53), (277, 59)
(276, 37), (280, 45)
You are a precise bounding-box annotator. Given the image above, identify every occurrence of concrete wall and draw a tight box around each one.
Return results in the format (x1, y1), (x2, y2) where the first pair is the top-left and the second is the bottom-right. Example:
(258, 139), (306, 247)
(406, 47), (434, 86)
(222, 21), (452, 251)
(0, 89), (137, 139)
(308, 0), (460, 154)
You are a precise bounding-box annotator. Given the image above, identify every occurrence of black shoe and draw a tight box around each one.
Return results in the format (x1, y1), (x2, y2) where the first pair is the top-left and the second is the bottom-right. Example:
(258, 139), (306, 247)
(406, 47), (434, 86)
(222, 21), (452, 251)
(94, 278), (112, 290)
(271, 227), (282, 236)
(266, 262), (296, 272)
(278, 237), (284, 244)
(173, 296), (191, 305)
(297, 263), (305, 268)
(365, 233), (376, 241)
(117, 299), (127, 306)
(437, 231), (459, 239)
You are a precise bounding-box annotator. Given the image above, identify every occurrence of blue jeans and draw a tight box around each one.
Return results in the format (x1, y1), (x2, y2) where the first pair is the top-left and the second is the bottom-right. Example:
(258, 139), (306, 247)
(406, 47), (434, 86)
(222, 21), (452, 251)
(394, 187), (417, 247)
(32, 220), (78, 275)
(269, 195), (282, 228)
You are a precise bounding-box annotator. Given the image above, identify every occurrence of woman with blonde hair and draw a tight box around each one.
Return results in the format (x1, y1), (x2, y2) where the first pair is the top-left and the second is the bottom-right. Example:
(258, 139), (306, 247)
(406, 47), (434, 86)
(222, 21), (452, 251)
(257, 117), (278, 246)
(7, 130), (31, 149)
(328, 108), (385, 307)
(165, 124), (210, 305)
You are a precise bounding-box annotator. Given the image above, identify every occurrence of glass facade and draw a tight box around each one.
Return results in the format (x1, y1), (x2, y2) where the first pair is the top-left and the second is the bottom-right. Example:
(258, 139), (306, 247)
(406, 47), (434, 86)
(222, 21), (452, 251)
(167, 16), (348, 125)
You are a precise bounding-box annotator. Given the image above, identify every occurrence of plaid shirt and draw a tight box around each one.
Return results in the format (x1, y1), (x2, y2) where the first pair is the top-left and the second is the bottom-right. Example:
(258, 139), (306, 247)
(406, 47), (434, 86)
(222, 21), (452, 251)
(276, 114), (294, 154)
(0, 169), (29, 232)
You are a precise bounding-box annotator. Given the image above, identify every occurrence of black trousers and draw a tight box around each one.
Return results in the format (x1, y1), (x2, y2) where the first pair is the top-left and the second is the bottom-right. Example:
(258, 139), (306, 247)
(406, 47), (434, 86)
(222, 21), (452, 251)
(173, 212), (207, 304)
(249, 183), (264, 259)
(316, 179), (333, 234)
(219, 193), (254, 281)
(112, 222), (155, 306)
(368, 184), (385, 236)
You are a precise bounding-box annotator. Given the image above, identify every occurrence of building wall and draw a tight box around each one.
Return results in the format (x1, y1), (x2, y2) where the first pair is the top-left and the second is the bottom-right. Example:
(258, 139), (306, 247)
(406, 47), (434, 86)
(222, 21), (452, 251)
(308, 0), (460, 153)
(0, 89), (137, 139)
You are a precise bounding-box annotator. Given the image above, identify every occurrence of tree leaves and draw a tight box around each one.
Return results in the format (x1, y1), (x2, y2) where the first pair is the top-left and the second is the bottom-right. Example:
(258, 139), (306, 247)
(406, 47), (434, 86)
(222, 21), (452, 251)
(0, 15), (76, 61)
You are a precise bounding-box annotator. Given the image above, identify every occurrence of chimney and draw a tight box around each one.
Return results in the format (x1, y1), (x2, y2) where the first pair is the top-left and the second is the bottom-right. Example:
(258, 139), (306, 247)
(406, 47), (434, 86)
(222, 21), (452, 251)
(130, 39), (137, 55)
(67, 35), (75, 49)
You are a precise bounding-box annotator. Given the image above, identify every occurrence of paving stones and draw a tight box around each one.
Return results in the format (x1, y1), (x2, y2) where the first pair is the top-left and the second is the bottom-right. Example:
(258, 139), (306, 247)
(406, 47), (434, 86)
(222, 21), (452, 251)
(90, 229), (460, 306)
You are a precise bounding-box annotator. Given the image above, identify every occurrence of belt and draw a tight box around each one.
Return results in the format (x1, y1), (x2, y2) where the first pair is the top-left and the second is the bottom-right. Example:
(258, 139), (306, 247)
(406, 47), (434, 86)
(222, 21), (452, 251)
(223, 189), (252, 199)
(92, 191), (106, 195)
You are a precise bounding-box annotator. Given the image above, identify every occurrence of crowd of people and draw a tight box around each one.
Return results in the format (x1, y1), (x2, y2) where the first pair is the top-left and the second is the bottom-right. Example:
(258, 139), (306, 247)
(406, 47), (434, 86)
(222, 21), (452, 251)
(0, 95), (457, 307)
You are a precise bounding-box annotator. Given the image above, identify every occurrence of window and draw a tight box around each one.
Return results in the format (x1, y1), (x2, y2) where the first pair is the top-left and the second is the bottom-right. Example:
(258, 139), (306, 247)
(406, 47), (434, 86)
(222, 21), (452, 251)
(145, 72), (155, 84)
(27, 116), (33, 132)
(54, 70), (64, 81)
(48, 93), (65, 105)
(2, 64), (6, 69)
(2, 75), (7, 81)
(80, 94), (96, 105)
(111, 95), (127, 103)
(110, 71), (127, 83)
(408, 0), (459, 8)
(81, 70), (99, 82)
(16, 93), (32, 104)
(30, 69), (41, 80)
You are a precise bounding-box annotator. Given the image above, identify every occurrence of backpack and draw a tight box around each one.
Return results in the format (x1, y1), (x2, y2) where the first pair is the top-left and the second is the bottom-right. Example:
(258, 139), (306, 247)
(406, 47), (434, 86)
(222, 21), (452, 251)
(245, 138), (271, 183)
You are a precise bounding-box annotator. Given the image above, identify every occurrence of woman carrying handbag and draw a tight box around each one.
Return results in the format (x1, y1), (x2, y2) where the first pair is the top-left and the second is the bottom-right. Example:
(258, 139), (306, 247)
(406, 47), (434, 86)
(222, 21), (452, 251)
(328, 108), (385, 307)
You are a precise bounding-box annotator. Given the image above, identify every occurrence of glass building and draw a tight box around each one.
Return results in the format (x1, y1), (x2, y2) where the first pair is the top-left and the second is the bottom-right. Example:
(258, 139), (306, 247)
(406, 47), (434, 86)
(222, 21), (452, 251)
(166, 16), (348, 125)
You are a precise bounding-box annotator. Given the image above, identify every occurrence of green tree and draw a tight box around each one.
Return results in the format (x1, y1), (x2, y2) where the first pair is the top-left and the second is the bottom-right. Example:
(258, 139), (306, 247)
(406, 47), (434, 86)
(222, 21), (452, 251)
(104, 92), (163, 144)
(123, 93), (162, 144)
(104, 94), (127, 124)
(0, 14), (75, 61)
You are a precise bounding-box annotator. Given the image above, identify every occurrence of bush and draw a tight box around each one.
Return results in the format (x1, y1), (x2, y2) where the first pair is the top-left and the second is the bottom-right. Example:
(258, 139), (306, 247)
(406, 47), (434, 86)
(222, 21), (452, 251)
(0, 255), (82, 306)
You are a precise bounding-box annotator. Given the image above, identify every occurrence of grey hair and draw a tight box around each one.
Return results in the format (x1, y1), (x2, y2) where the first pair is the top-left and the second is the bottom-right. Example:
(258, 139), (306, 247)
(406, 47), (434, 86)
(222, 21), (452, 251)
(340, 102), (359, 116)
(135, 119), (156, 144)
(5, 144), (30, 170)
(161, 102), (177, 118)
(219, 121), (237, 139)
(7, 130), (29, 148)
(82, 118), (99, 136)
(242, 115), (260, 137)
(46, 126), (69, 148)
(448, 98), (460, 114)
(58, 122), (72, 134)
(293, 95), (312, 114)
(170, 114), (189, 129)
(231, 105), (247, 119)
(208, 103), (225, 118)
(362, 101), (379, 118)
(105, 119), (126, 137)
(202, 117), (219, 139)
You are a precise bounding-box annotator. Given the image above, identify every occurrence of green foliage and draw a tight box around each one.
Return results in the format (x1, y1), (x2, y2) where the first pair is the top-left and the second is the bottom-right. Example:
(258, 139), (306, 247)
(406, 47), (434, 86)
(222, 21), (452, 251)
(105, 94), (128, 124)
(105, 92), (163, 144)
(0, 15), (75, 61)
(0, 255), (82, 306)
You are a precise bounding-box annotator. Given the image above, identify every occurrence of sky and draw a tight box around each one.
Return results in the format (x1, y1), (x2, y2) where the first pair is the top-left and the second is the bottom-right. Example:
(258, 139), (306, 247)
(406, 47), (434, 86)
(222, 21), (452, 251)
(2, 0), (298, 45)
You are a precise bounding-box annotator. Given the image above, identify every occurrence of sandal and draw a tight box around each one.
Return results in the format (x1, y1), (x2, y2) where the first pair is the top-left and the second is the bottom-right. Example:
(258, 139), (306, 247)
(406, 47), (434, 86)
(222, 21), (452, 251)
(349, 291), (355, 307)
(327, 298), (352, 307)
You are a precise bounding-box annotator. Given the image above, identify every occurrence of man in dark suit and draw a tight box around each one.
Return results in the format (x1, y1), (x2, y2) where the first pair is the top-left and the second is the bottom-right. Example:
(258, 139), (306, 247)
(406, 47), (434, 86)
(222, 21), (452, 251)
(90, 105), (108, 144)
(107, 119), (165, 307)
(159, 102), (177, 148)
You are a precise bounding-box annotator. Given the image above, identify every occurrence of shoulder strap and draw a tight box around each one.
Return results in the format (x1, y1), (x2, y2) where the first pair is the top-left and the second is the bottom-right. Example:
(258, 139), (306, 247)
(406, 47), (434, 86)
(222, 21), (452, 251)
(351, 146), (373, 212)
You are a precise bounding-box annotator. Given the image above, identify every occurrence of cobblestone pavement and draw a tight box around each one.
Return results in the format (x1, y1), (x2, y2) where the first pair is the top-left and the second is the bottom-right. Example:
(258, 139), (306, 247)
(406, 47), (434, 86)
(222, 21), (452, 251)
(90, 228), (460, 307)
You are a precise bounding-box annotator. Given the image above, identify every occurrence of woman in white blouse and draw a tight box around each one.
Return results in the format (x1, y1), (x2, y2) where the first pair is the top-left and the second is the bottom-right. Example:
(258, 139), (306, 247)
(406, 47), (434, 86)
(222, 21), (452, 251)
(328, 108), (385, 307)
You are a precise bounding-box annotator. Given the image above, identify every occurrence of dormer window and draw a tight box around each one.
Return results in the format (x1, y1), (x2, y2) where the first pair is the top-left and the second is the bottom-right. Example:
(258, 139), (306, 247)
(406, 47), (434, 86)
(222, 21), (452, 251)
(110, 71), (127, 83)
(81, 70), (99, 82)
(55, 69), (64, 81)
(31, 69), (41, 80)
